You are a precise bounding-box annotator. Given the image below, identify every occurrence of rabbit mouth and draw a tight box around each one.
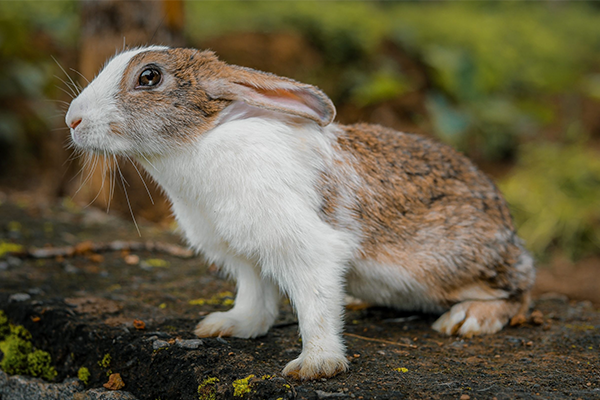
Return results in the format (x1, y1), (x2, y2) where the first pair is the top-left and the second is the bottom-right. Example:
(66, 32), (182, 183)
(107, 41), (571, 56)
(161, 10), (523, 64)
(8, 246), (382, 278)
(70, 122), (132, 156)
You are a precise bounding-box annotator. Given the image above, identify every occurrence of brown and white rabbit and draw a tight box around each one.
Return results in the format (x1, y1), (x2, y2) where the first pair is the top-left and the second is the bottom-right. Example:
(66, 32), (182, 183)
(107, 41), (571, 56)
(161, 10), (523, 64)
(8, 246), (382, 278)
(65, 46), (535, 380)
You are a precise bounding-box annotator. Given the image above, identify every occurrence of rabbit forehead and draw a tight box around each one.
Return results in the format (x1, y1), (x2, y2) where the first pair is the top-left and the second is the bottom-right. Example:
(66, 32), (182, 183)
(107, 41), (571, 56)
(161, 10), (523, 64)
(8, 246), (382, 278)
(119, 48), (223, 90)
(88, 46), (169, 100)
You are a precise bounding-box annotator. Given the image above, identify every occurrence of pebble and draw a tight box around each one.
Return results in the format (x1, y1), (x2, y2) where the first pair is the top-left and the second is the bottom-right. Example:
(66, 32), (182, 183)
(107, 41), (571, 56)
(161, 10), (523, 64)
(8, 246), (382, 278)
(315, 390), (347, 398)
(63, 264), (80, 274)
(145, 331), (170, 339)
(215, 337), (228, 345)
(460, 395), (470, 400)
(9, 293), (31, 302)
(152, 339), (170, 350)
(6, 257), (22, 267)
(175, 339), (203, 349)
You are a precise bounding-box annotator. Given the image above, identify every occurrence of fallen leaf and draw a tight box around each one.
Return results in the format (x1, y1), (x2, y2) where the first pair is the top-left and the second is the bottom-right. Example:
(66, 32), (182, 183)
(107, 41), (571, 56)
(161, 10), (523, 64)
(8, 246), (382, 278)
(74, 241), (94, 255)
(509, 313), (527, 327)
(133, 319), (146, 330)
(104, 373), (125, 390)
(88, 254), (104, 263)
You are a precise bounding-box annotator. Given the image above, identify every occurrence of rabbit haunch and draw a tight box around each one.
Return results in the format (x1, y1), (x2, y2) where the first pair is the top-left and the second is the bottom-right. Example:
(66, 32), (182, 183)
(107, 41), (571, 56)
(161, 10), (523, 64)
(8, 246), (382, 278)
(65, 47), (534, 380)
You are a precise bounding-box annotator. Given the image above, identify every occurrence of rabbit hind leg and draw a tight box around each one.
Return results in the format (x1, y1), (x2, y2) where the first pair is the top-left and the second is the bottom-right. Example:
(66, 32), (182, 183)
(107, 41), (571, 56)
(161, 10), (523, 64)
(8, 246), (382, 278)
(432, 293), (530, 338)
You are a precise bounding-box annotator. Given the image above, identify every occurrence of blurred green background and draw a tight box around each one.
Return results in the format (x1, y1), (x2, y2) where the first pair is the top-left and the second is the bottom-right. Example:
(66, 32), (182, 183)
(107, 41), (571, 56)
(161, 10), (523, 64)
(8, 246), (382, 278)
(1, 0), (599, 264)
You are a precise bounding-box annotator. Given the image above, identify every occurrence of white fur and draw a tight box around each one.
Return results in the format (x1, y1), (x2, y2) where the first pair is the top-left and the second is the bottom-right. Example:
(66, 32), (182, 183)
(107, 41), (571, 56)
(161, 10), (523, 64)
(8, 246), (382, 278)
(346, 260), (445, 313)
(138, 117), (356, 378)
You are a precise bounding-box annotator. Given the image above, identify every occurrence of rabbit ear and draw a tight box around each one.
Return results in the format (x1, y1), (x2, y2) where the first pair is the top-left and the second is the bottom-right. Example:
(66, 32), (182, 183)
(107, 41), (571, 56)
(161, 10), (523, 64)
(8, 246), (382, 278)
(207, 65), (336, 126)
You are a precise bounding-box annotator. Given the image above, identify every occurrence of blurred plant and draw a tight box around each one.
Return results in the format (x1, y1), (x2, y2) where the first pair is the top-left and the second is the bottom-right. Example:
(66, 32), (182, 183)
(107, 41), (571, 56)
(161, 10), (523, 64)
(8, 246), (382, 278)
(0, 0), (78, 177)
(391, 2), (600, 160)
(350, 67), (411, 107)
(500, 141), (600, 260)
(186, 2), (600, 161)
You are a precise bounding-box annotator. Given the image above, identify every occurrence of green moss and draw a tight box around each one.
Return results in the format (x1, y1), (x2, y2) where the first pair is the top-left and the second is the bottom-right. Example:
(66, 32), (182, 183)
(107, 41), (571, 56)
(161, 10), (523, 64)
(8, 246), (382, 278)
(0, 319), (56, 381)
(232, 374), (254, 397)
(198, 377), (219, 400)
(77, 367), (90, 385)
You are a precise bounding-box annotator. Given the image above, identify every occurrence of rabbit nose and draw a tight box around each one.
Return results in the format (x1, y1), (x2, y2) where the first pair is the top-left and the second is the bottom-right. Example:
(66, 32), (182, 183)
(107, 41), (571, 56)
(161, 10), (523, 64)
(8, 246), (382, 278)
(69, 118), (82, 129)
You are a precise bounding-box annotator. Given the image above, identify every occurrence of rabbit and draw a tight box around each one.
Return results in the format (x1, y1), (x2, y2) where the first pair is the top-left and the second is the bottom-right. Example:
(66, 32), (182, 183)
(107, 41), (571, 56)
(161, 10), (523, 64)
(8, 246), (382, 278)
(65, 46), (535, 380)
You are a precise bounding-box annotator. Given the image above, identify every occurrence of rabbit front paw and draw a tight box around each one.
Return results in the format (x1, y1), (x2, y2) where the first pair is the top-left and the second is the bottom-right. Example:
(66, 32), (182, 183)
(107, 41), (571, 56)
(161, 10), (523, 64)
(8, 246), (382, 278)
(194, 310), (274, 339)
(282, 350), (349, 380)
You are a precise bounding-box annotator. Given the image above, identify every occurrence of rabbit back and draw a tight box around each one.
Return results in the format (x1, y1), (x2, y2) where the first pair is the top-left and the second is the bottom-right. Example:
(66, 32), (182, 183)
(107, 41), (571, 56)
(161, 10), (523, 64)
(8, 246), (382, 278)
(321, 123), (534, 310)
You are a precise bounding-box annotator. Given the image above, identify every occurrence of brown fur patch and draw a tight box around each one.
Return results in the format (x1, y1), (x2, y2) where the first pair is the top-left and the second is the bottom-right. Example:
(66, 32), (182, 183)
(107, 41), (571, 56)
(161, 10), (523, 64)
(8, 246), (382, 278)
(115, 49), (232, 145)
(322, 123), (534, 302)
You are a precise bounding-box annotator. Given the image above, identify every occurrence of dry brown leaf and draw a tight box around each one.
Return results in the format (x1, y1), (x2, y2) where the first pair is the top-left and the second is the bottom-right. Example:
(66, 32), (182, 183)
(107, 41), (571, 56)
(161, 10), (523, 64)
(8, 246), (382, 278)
(530, 310), (544, 325)
(133, 319), (146, 330)
(509, 313), (527, 327)
(74, 241), (94, 255)
(88, 253), (104, 263)
(104, 373), (125, 390)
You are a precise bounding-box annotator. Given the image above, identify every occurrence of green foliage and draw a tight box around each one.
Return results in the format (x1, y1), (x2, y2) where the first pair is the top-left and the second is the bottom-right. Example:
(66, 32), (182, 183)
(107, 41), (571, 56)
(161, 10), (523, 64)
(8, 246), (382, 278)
(388, 3), (600, 160)
(351, 69), (411, 107)
(0, 320), (57, 380)
(500, 142), (600, 260)
(78, 367), (91, 385)
(186, 2), (600, 160)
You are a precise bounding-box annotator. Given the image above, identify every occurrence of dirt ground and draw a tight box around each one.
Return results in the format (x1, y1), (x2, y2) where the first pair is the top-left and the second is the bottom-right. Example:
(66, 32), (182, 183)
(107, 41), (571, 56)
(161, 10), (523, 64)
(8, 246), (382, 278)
(0, 194), (599, 400)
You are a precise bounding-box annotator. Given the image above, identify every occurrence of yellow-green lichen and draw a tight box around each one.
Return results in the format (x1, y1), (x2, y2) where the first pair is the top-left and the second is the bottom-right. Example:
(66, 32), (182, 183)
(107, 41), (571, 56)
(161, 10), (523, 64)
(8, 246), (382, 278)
(98, 353), (111, 369)
(395, 367), (409, 373)
(0, 310), (10, 340)
(198, 377), (219, 400)
(0, 241), (23, 257)
(78, 367), (90, 385)
(0, 314), (57, 381)
(189, 291), (235, 307)
(232, 374), (254, 397)
(27, 350), (57, 380)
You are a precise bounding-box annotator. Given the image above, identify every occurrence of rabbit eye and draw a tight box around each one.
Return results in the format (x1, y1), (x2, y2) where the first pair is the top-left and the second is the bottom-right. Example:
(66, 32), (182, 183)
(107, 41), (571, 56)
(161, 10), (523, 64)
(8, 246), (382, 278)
(138, 68), (161, 88)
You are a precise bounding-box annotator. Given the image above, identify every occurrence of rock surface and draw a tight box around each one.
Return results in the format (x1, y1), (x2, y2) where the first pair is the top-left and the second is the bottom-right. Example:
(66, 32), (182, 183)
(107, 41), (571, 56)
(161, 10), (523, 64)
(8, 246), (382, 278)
(0, 371), (138, 400)
(0, 198), (599, 399)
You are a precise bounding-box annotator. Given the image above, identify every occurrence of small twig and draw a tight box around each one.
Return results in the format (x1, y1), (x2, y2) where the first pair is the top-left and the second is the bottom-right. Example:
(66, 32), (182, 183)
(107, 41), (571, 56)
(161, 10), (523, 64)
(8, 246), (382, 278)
(476, 385), (497, 392)
(343, 332), (417, 348)
(21, 240), (194, 259)
(382, 315), (420, 323)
